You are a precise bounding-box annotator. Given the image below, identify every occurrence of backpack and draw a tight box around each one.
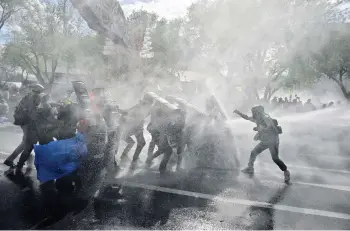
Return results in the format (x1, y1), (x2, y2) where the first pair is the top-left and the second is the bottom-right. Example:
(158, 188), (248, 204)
(13, 94), (33, 126)
(272, 118), (283, 134)
(13, 103), (29, 126)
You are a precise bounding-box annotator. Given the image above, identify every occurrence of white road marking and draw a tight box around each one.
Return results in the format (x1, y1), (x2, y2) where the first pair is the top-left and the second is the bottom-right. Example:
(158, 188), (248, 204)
(251, 175), (350, 192)
(115, 181), (350, 220)
(269, 163), (350, 174)
(292, 181), (350, 192)
(298, 153), (350, 161)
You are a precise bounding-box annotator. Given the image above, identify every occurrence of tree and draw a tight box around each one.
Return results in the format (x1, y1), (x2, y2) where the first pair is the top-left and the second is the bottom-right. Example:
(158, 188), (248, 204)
(2, 0), (104, 88)
(126, 9), (158, 52)
(180, 0), (329, 100)
(305, 27), (350, 100)
(3, 2), (68, 87)
(0, 0), (23, 32)
(149, 18), (187, 76)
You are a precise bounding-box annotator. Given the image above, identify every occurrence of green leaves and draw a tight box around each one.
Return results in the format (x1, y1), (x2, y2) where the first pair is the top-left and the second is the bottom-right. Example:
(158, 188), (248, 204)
(1, 0), (105, 86)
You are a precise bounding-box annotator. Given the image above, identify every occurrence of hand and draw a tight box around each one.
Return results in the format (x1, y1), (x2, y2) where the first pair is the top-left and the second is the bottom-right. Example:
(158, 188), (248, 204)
(233, 109), (239, 114)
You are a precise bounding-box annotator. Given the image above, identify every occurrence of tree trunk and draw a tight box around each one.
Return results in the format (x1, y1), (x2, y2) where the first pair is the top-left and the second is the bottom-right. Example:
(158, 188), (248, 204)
(254, 88), (260, 100)
(263, 85), (271, 101)
(337, 81), (350, 101)
(35, 73), (46, 86)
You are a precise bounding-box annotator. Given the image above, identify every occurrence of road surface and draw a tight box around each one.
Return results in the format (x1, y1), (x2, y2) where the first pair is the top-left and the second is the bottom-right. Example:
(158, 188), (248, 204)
(0, 108), (350, 229)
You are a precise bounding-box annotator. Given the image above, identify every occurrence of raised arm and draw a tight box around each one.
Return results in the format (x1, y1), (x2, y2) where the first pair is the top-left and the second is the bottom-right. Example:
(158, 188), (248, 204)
(233, 110), (255, 123)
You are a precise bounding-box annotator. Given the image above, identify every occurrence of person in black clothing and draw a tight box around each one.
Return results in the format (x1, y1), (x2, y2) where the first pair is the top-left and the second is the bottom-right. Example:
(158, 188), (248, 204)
(56, 101), (80, 140)
(234, 106), (290, 183)
(146, 107), (186, 174)
(4, 84), (44, 175)
(145, 103), (162, 165)
(35, 94), (58, 145)
(119, 98), (153, 166)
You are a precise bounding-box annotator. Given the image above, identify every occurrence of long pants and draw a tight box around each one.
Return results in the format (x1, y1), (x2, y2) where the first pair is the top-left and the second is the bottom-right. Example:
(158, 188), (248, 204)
(120, 129), (146, 162)
(150, 132), (184, 173)
(248, 141), (287, 171)
(40, 171), (82, 218)
(6, 125), (36, 168)
(17, 132), (37, 169)
(146, 129), (160, 162)
(151, 141), (173, 173)
(103, 130), (119, 180)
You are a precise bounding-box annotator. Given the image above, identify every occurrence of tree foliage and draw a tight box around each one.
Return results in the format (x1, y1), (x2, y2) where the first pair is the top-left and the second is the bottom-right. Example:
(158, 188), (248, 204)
(300, 26), (350, 100)
(1, 0), (104, 88)
(0, 0), (23, 31)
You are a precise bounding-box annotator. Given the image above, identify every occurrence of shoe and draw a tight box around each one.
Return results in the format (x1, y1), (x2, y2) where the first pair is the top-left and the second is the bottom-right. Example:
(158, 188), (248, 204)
(284, 170), (290, 183)
(15, 166), (24, 176)
(241, 166), (254, 174)
(3, 160), (14, 168)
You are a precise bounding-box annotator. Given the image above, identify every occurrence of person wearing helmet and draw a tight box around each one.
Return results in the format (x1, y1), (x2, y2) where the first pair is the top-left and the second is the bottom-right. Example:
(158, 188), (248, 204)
(4, 84), (44, 175)
(35, 93), (58, 145)
(234, 105), (290, 183)
(119, 97), (153, 167)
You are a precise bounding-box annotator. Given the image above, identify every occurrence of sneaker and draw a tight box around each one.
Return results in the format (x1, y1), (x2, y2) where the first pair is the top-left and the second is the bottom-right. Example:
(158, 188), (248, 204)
(241, 166), (254, 174)
(3, 160), (14, 168)
(15, 166), (24, 176)
(284, 170), (290, 183)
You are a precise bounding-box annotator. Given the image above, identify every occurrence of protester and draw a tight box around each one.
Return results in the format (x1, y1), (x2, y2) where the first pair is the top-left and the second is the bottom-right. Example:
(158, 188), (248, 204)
(4, 84), (44, 175)
(234, 106), (290, 183)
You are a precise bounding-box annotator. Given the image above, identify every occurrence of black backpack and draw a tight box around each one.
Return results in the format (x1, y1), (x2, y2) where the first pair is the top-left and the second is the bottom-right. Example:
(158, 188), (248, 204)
(13, 94), (34, 126)
(13, 105), (29, 126)
(272, 118), (283, 134)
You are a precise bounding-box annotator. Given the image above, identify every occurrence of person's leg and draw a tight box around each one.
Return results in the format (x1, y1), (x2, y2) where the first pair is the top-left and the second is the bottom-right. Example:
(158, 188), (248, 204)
(159, 145), (173, 174)
(268, 142), (290, 183)
(16, 132), (35, 173)
(104, 131), (119, 179)
(4, 125), (27, 166)
(242, 142), (268, 173)
(40, 180), (58, 217)
(268, 142), (287, 171)
(176, 132), (185, 171)
(56, 174), (75, 193)
(147, 137), (156, 161)
(132, 131), (146, 162)
(120, 136), (135, 161)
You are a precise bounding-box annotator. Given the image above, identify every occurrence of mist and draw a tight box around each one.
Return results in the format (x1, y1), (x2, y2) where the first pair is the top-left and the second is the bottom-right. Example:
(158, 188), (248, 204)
(2, 0), (350, 229)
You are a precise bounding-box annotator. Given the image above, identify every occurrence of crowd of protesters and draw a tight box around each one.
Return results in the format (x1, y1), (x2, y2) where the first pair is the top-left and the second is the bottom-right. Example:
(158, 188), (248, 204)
(262, 94), (342, 114)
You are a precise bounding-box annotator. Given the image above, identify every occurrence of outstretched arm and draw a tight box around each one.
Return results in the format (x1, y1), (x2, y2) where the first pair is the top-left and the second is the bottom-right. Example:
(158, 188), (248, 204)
(233, 110), (255, 122)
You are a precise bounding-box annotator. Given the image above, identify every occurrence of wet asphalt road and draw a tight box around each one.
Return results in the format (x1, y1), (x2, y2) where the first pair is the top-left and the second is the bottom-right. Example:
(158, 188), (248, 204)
(0, 114), (350, 230)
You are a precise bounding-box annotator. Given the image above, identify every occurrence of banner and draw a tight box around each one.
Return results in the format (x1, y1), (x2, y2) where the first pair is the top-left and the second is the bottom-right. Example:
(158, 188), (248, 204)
(70, 0), (127, 46)
(34, 133), (88, 183)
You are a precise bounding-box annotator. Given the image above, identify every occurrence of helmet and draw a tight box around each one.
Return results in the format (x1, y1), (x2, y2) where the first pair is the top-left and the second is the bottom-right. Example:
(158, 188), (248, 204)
(251, 105), (264, 114)
(30, 84), (45, 94)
